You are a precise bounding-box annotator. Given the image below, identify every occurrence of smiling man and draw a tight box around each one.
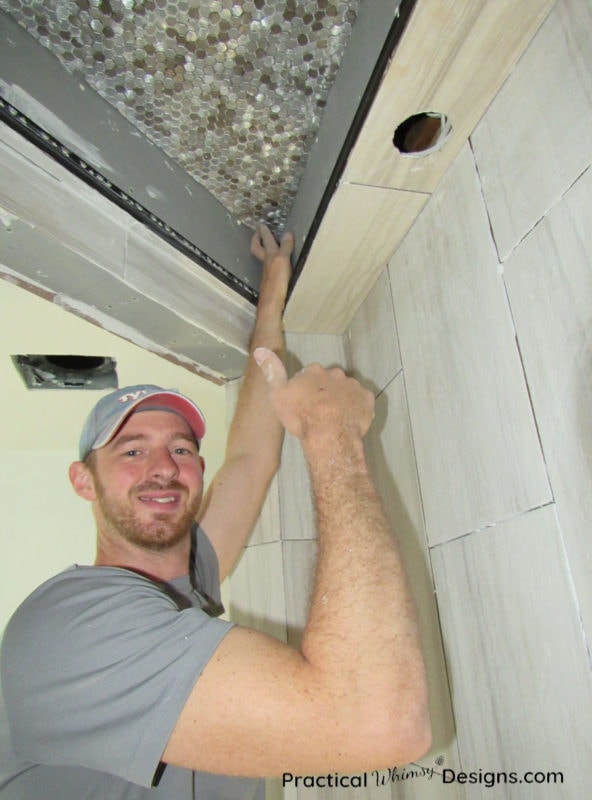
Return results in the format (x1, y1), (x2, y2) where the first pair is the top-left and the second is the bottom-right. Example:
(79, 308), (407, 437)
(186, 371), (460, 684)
(0, 224), (431, 799)
(71, 391), (208, 574)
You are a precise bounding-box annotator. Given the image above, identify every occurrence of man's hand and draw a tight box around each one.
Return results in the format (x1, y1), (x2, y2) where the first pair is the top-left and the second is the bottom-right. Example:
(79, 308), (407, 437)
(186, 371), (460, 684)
(253, 347), (375, 445)
(250, 222), (294, 292)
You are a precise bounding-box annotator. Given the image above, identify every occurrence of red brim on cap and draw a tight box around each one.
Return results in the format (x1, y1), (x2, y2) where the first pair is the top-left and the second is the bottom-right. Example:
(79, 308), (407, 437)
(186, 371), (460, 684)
(95, 392), (206, 451)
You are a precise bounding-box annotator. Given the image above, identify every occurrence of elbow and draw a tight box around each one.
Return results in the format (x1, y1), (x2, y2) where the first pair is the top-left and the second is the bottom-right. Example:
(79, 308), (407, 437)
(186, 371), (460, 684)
(400, 708), (433, 764)
(359, 684), (432, 767)
(391, 677), (432, 764)
(381, 709), (432, 767)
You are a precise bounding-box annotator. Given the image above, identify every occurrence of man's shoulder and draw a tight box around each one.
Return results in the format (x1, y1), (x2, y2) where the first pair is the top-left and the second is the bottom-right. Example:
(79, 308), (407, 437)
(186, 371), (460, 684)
(2, 566), (175, 659)
(12, 564), (163, 609)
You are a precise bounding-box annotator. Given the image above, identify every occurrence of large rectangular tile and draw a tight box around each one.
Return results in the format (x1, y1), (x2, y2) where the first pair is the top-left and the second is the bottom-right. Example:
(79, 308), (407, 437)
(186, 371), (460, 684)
(364, 375), (463, 797)
(284, 182), (428, 334)
(284, 332), (348, 373)
(0, 124), (127, 278)
(346, 267), (402, 395)
(228, 542), (287, 643)
(125, 221), (254, 352)
(471, 0), (592, 259)
(504, 164), (592, 649)
(343, 0), (554, 194)
(389, 144), (551, 545)
(431, 506), (592, 798)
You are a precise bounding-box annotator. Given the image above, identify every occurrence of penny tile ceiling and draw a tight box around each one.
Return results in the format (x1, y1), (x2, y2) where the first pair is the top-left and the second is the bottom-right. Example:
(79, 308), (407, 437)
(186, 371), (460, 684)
(0, 0), (362, 228)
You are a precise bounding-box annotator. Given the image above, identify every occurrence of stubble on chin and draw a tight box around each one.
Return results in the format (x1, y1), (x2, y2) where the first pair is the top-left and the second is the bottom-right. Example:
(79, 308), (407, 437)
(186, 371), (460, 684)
(93, 475), (201, 552)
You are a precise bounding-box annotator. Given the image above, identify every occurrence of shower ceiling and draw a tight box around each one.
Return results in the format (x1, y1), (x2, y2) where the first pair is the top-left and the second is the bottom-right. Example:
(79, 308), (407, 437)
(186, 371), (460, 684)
(0, 0), (556, 380)
(0, 0), (361, 230)
(1, 0), (407, 306)
(0, 0), (359, 227)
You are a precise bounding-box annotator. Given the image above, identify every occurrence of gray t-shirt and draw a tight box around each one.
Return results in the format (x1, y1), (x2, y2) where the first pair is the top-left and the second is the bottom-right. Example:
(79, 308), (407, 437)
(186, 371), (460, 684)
(0, 525), (264, 800)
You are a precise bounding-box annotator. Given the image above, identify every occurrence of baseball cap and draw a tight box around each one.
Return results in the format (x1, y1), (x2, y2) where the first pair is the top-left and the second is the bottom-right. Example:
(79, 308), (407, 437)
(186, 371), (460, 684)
(78, 384), (206, 460)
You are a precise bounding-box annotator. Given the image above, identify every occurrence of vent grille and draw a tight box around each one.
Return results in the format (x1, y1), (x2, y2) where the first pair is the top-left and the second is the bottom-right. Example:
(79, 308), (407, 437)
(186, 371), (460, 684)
(12, 354), (118, 390)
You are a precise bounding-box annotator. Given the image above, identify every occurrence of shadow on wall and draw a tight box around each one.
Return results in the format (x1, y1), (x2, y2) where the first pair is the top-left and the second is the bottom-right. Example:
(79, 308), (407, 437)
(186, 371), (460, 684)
(364, 373), (459, 766)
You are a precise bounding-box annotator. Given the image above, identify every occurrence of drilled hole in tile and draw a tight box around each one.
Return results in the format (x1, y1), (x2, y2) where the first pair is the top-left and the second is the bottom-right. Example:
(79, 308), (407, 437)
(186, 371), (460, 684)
(393, 111), (452, 156)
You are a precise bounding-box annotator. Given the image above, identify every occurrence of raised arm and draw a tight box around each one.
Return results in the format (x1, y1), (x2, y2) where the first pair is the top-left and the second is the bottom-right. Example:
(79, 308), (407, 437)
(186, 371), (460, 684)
(163, 351), (431, 776)
(198, 223), (292, 581)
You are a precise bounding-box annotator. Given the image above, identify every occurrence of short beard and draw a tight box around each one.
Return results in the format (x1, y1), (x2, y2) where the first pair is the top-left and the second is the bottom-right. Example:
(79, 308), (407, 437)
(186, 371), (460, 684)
(90, 465), (201, 552)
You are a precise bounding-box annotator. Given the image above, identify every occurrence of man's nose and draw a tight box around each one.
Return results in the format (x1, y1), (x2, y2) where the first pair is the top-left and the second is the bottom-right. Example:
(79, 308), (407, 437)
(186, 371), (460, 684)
(148, 448), (179, 481)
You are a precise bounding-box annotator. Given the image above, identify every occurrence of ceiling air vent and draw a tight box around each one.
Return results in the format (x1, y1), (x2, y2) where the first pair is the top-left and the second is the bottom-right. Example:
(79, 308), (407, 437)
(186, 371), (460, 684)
(12, 355), (118, 390)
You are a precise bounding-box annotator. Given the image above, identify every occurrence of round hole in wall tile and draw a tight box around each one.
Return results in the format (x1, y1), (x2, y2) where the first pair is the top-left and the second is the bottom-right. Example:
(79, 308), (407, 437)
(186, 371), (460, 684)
(393, 111), (452, 156)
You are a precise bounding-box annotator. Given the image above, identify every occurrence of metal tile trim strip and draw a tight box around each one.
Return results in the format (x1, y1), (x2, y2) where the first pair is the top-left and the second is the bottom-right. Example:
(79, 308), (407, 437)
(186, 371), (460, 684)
(0, 96), (258, 304)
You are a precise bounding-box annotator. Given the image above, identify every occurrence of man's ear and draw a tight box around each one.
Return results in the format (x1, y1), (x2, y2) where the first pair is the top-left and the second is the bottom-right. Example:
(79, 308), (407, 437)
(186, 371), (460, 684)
(199, 456), (205, 475)
(69, 461), (97, 502)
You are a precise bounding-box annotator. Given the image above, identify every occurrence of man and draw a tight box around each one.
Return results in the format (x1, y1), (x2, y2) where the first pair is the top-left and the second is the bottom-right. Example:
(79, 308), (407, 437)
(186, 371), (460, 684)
(0, 224), (431, 799)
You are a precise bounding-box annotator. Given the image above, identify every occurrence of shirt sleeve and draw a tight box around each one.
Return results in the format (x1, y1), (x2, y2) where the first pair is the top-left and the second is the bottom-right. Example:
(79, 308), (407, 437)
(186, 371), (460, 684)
(0, 567), (234, 788)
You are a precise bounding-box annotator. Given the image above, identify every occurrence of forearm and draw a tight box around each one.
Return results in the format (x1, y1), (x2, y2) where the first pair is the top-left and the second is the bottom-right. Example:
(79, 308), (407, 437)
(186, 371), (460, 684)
(225, 253), (288, 468)
(301, 432), (431, 754)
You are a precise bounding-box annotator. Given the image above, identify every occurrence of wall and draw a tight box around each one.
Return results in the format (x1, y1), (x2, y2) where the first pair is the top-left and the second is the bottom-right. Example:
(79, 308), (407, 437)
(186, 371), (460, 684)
(228, 0), (592, 797)
(386, 0), (592, 794)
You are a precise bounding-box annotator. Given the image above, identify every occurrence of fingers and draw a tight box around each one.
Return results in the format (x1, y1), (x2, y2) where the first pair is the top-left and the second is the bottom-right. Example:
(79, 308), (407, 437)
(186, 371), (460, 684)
(250, 223), (294, 262)
(253, 347), (288, 390)
(254, 351), (374, 442)
(249, 227), (265, 260)
(250, 223), (275, 260)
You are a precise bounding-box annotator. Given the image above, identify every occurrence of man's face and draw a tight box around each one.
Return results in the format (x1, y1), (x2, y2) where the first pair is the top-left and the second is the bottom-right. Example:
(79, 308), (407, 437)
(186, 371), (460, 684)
(87, 410), (205, 552)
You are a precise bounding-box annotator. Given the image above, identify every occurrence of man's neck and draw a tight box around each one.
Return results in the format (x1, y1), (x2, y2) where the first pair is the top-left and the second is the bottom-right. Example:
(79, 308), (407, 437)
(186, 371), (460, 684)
(94, 537), (192, 583)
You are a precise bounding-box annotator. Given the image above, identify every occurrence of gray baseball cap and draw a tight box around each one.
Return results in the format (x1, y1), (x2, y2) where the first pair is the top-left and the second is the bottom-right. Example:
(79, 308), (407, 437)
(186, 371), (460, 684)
(78, 384), (206, 460)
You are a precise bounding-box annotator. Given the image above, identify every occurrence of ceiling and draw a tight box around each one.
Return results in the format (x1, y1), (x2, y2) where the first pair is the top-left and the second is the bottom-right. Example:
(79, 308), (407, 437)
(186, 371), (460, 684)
(0, 0), (363, 230)
(0, 0), (556, 385)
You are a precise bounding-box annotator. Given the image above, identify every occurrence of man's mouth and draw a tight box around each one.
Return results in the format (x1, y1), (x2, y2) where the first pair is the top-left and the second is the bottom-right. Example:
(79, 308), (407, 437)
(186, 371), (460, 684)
(137, 492), (182, 507)
(141, 496), (176, 504)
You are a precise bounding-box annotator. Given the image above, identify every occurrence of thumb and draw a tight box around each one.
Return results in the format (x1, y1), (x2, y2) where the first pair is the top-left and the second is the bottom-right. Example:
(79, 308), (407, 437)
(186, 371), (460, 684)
(279, 230), (294, 258)
(253, 347), (288, 390)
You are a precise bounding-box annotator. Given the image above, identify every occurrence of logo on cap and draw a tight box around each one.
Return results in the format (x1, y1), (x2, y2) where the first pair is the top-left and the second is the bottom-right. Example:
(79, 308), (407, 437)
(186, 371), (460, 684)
(119, 390), (150, 404)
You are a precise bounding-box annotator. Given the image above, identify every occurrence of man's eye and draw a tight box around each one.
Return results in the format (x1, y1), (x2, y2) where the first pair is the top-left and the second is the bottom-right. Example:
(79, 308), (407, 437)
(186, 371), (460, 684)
(174, 447), (191, 455)
(125, 449), (141, 457)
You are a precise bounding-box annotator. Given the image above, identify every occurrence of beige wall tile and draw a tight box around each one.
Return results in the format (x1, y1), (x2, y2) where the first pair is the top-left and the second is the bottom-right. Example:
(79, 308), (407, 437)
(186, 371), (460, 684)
(504, 164), (592, 650)
(388, 144), (551, 545)
(249, 473), (281, 546)
(277, 429), (314, 542)
(284, 183), (429, 334)
(346, 268), (402, 395)
(284, 332), (348, 374)
(471, 0), (592, 259)
(342, 0), (554, 196)
(228, 542), (287, 643)
(431, 505), (592, 798)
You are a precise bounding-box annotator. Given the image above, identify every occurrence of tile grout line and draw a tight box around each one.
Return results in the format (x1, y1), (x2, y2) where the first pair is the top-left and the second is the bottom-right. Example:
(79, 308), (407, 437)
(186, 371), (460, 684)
(470, 127), (555, 501)
(549, 504), (592, 673)
(428, 499), (557, 550)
